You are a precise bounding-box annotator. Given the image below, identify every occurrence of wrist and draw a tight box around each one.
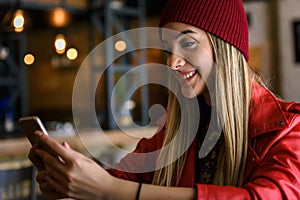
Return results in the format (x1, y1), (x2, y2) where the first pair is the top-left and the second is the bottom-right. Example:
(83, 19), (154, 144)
(103, 174), (118, 199)
(105, 177), (139, 200)
(135, 182), (142, 200)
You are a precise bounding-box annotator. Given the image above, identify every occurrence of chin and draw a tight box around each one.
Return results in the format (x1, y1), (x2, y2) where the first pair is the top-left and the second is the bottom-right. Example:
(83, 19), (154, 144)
(181, 87), (198, 98)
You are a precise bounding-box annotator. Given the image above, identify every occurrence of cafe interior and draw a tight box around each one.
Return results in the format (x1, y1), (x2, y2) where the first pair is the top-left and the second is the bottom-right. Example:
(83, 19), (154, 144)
(1, 0), (300, 199)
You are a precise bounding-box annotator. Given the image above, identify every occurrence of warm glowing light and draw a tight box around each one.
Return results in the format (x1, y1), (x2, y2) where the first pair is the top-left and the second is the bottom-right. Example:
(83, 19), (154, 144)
(14, 27), (24, 32)
(55, 34), (66, 54)
(24, 53), (35, 65)
(50, 7), (70, 27)
(66, 48), (78, 60)
(13, 10), (25, 32)
(0, 47), (9, 60)
(115, 40), (126, 52)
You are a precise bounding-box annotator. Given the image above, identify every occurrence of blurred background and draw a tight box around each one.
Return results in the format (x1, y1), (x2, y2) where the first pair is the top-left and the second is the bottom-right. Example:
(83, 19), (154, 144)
(1, 0), (300, 199)
(0, 0), (300, 138)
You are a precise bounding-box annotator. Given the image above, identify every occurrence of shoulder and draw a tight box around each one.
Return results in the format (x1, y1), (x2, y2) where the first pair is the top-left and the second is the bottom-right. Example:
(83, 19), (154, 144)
(249, 83), (300, 138)
(134, 126), (166, 153)
(280, 100), (300, 129)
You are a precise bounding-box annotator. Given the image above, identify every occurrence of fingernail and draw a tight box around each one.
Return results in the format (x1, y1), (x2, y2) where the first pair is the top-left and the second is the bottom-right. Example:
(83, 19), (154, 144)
(35, 130), (43, 137)
(63, 141), (70, 149)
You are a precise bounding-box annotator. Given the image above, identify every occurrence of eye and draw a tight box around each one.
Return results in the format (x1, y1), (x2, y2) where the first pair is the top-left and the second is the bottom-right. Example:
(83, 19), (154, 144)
(180, 41), (197, 49)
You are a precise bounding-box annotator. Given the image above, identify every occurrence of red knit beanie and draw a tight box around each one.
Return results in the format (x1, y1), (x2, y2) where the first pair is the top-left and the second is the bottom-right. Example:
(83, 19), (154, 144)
(159, 0), (249, 61)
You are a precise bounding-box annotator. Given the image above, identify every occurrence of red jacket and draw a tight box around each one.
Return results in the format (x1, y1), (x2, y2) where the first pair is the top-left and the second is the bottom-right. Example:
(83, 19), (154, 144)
(108, 83), (300, 199)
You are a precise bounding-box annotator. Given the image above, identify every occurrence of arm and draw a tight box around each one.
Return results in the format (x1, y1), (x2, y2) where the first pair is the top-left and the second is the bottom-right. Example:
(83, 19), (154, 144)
(30, 131), (196, 200)
(31, 121), (300, 199)
(112, 179), (196, 200)
(107, 126), (166, 183)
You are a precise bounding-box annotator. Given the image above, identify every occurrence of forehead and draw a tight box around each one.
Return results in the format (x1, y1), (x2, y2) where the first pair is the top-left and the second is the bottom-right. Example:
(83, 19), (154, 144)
(161, 22), (206, 41)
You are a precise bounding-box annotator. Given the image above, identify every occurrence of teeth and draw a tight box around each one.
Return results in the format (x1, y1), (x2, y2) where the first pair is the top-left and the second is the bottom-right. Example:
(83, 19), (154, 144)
(183, 71), (195, 79)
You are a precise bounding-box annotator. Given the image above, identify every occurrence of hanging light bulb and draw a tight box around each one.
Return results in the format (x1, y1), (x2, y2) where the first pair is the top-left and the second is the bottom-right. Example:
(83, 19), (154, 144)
(12, 10), (25, 32)
(54, 34), (66, 54)
(50, 7), (70, 27)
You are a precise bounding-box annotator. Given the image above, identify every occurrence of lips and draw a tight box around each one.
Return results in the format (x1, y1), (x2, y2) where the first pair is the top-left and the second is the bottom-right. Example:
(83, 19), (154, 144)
(181, 70), (196, 80)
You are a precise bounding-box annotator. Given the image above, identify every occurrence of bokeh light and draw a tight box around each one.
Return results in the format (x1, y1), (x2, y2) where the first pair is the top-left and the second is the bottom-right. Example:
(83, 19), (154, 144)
(66, 48), (78, 60)
(55, 34), (66, 54)
(115, 40), (127, 52)
(13, 10), (25, 32)
(50, 7), (70, 27)
(24, 53), (35, 65)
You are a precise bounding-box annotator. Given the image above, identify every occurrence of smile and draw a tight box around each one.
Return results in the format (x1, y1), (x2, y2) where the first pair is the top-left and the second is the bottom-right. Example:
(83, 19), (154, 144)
(182, 70), (196, 80)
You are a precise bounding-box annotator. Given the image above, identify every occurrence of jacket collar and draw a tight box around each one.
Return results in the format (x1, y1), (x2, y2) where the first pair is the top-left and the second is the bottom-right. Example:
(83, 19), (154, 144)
(248, 82), (289, 138)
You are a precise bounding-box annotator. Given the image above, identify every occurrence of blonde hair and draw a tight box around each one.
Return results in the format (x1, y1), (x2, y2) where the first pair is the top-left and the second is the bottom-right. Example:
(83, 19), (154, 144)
(152, 74), (199, 186)
(152, 33), (263, 187)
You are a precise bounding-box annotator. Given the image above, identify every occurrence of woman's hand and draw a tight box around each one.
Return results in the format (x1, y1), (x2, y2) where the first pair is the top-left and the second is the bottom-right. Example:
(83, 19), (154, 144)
(29, 141), (69, 199)
(29, 131), (115, 200)
(36, 169), (67, 200)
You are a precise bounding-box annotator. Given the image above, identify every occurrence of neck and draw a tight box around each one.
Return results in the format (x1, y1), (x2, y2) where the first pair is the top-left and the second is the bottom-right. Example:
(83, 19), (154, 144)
(203, 92), (212, 105)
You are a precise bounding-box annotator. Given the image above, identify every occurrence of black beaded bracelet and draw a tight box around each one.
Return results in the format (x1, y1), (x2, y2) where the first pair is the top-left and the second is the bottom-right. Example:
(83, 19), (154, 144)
(135, 182), (142, 200)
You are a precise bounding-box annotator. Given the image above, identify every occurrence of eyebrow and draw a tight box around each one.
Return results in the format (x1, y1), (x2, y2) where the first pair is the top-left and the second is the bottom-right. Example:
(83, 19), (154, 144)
(161, 29), (196, 46)
(175, 29), (196, 39)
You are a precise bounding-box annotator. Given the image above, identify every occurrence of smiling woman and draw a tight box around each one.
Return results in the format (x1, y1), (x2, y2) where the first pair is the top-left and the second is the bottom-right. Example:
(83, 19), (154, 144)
(28, 0), (300, 199)
(161, 24), (214, 99)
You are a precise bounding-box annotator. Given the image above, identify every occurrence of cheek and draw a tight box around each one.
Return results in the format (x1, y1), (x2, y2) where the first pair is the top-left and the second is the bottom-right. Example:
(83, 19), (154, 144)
(195, 75), (207, 90)
(185, 45), (213, 62)
(180, 72), (209, 98)
(188, 52), (214, 77)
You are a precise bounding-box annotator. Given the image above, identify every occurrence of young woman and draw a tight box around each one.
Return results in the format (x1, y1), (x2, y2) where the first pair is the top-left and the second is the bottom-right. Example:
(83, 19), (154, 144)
(29, 0), (300, 199)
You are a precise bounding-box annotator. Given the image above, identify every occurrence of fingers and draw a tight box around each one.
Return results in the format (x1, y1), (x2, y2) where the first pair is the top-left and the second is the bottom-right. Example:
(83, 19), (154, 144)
(32, 133), (85, 199)
(28, 144), (45, 170)
(36, 170), (49, 184)
(35, 149), (67, 182)
(36, 171), (59, 195)
(35, 131), (74, 163)
(44, 162), (68, 185)
(36, 169), (68, 199)
(39, 181), (67, 200)
(44, 176), (69, 196)
(38, 171), (72, 198)
(63, 141), (70, 149)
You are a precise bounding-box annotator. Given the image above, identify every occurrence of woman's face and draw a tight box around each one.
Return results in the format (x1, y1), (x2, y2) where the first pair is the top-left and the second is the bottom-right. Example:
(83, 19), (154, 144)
(161, 22), (215, 99)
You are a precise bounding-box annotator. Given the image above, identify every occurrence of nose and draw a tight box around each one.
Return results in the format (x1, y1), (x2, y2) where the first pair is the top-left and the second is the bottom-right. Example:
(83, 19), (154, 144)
(167, 53), (185, 70)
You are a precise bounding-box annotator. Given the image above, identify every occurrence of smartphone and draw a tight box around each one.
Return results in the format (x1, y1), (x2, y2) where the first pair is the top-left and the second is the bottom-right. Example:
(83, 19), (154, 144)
(19, 116), (48, 145)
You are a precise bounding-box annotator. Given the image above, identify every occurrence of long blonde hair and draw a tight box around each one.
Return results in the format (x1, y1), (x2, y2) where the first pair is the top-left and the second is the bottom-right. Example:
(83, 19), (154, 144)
(152, 33), (262, 187)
